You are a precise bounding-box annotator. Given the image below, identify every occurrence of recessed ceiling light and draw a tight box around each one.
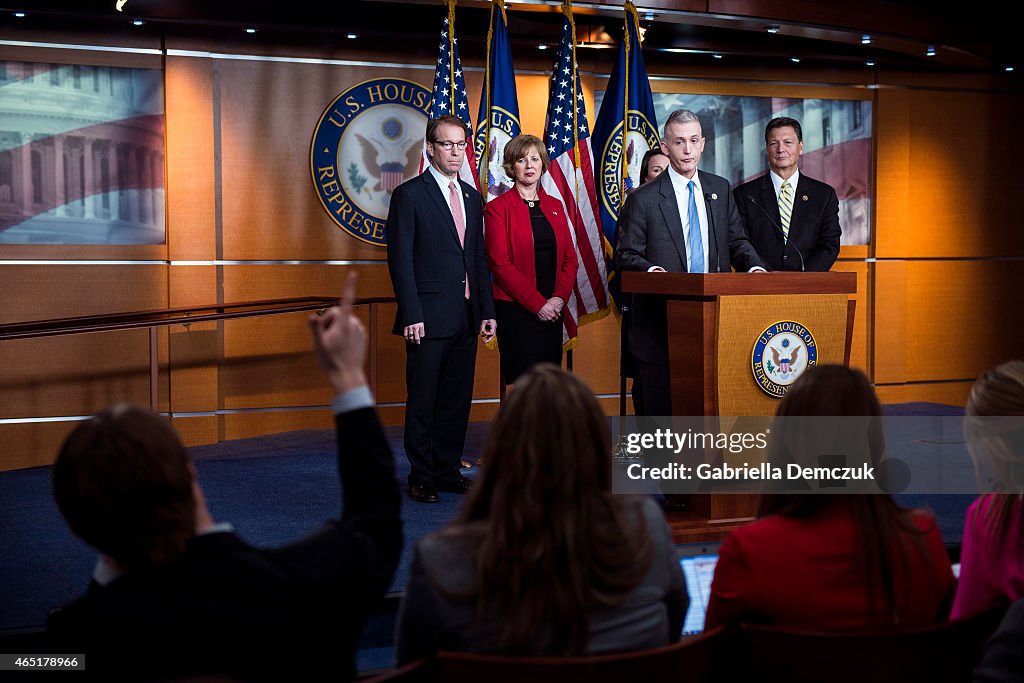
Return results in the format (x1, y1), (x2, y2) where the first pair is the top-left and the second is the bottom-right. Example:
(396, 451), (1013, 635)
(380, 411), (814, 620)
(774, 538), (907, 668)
(13, 11), (26, 17)
(1006, 66), (1016, 72)
(712, 53), (723, 59)
(644, 11), (655, 21)
(861, 35), (871, 45)
(345, 33), (358, 39)
(132, 19), (144, 26)
(537, 44), (548, 51)
(766, 25), (780, 34)
(790, 57), (801, 63)
(245, 28), (257, 34)
(866, 60), (876, 67)
(926, 45), (936, 57)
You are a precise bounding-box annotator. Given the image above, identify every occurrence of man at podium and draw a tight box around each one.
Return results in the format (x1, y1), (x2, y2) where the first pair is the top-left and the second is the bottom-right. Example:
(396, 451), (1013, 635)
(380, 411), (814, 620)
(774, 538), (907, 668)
(616, 109), (765, 416)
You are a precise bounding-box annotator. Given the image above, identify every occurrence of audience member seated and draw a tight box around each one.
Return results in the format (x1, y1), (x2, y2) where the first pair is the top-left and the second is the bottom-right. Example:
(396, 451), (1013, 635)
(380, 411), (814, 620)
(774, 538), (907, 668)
(47, 274), (402, 681)
(395, 364), (687, 662)
(705, 365), (955, 631)
(973, 597), (1024, 683)
(952, 360), (1024, 620)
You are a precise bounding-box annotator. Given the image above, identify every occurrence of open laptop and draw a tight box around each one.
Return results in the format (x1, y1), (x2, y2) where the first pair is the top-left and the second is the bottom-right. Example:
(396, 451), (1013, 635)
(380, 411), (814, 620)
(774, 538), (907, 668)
(676, 542), (720, 636)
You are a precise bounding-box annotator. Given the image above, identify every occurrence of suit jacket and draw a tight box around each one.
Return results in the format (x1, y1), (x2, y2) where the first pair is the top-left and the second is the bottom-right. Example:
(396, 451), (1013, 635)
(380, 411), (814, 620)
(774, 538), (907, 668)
(47, 407), (403, 682)
(615, 169), (764, 364)
(733, 172), (841, 272)
(395, 497), (687, 663)
(484, 187), (578, 314)
(386, 171), (496, 337)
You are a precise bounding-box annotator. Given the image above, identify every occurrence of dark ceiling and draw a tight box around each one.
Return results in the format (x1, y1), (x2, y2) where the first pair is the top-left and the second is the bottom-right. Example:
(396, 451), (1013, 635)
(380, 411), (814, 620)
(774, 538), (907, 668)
(0, 0), (1019, 79)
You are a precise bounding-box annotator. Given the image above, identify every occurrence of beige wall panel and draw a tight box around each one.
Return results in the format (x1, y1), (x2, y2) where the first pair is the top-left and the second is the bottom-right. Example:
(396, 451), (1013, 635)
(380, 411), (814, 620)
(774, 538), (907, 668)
(221, 409), (336, 442)
(0, 329), (155, 419)
(217, 60), (438, 261)
(165, 56), (217, 261)
(874, 381), (972, 407)
(172, 415), (220, 449)
(0, 421), (81, 471)
(167, 266), (221, 411)
(832, 261), (869, 372)
(0, 264), (167, 323)
(874, 260), (1024, 384)
(571, 312), (622, 395)
(872, 260), (907, 384)
(875, 90), (1024, 259)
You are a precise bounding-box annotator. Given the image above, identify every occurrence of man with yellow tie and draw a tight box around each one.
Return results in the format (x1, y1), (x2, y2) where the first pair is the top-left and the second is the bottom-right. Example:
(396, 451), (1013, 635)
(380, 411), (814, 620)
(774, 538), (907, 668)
(734, 117), (842, 272)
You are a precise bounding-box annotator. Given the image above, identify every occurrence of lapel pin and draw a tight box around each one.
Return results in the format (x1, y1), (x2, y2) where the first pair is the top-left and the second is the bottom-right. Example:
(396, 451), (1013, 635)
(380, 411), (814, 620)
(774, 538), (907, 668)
(802, 195), (808, 201)
(711, 193), (718, 200)
(464, 192), (470, 199)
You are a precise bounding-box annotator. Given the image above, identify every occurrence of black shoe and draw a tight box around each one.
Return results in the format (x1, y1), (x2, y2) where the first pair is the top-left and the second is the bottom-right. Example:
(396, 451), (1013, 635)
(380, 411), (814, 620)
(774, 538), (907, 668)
(436, 475), (472, 494)
(409, 482), (440, 503)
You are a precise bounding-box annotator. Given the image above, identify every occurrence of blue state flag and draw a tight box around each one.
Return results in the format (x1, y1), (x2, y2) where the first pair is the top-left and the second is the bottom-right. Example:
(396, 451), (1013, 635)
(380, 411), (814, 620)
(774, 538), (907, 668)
(474, 0), (521, 201)
(591, 0), (659, 255)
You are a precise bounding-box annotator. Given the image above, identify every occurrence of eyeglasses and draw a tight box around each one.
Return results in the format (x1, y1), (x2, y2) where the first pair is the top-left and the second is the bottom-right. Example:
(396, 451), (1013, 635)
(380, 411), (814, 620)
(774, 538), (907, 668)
(432, 140), (468, 150)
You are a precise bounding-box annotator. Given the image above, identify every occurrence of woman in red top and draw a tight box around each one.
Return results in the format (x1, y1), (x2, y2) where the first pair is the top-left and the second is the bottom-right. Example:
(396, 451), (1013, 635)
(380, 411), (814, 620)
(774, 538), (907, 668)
(705, 365), (956, 630)
(485, 135), (578, 384)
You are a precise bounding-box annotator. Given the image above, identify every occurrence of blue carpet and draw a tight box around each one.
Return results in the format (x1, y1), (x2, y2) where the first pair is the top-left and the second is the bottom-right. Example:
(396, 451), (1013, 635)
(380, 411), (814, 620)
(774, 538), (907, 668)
(0, 402), (977, 674)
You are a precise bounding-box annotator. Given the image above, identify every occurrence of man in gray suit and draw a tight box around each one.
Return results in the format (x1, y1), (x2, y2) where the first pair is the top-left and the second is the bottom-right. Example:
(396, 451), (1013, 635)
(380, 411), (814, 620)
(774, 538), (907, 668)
(616, 109), (765, 416)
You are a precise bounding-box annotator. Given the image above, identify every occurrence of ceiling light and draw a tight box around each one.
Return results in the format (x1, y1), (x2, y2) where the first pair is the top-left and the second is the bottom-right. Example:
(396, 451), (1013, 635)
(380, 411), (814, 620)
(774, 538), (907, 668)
(643, 11), (655, 21)
(712, 53), (723, 59)
(926, 45), (936, 57)
(765, 25), (780, 34)
(245, 28), (257, 34)
(14, 11), (26, 17)
(345, 32), (358, 39)
(537, 44), (548, 51)
(866, 60), (876, 67)
(861, 35), (871, 45)
(790, 57), (801, 63)
(1006, 66), (1016, 72)
(132, 19), (144, 26)
(115, 0), (128, 11)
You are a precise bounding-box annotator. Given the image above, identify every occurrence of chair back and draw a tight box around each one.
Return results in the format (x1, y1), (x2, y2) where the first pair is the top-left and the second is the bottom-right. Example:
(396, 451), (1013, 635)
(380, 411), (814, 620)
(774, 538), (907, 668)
(436, 626), (727, 683)
(737, 606), (1007, 683)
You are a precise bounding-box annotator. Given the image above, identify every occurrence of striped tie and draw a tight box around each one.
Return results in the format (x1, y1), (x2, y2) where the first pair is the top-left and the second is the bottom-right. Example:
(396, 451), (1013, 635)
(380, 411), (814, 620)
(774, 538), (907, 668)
(779, 181), (793, 241)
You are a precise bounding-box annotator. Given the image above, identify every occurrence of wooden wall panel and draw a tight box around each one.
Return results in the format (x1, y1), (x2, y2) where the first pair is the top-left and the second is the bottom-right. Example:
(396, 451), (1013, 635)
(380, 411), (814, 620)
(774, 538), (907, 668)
(2, 422), (81, 470)
(165, 56), (218, 261)
(873, 260), (1024, 384)
(875, 90), (1024, 259)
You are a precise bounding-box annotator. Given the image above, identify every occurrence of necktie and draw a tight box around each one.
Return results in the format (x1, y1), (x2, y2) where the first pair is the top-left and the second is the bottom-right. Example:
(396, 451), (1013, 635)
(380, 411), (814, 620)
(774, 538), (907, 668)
(687, 180), (705, 274)
(449, 181), (470, 299)
(779, 181), (793, 242)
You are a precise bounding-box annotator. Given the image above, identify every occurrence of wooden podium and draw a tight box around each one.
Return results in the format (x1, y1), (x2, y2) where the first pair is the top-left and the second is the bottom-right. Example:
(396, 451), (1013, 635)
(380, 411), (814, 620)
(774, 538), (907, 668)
(620, 271), (857, 542)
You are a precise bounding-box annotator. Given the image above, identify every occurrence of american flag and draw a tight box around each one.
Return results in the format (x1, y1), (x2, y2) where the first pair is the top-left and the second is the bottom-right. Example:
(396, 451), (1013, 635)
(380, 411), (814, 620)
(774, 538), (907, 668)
(421, 0), (479, 190)
(540, 3), (610, 347)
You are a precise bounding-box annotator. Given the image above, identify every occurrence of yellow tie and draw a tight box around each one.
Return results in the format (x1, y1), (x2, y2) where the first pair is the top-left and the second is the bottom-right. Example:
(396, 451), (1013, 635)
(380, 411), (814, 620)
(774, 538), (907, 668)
(779, 181), (793, 241)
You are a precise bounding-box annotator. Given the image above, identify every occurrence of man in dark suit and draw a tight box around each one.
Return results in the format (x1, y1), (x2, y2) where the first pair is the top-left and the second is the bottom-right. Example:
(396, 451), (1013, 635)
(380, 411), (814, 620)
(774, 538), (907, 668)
(616, 109), (765, 416)
(734, 116), (842, 272)
(48, 273), (402, 681)
(386, 114), (496, 504)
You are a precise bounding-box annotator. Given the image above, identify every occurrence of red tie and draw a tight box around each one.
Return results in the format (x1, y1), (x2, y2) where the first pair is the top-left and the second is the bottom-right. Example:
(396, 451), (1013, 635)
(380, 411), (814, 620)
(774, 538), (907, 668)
(449, 182), (470, 299)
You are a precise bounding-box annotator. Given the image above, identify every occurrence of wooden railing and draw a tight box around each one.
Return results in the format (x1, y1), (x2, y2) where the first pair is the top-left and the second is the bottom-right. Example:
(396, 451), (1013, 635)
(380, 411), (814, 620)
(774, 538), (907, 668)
(0, 296), (395, 412)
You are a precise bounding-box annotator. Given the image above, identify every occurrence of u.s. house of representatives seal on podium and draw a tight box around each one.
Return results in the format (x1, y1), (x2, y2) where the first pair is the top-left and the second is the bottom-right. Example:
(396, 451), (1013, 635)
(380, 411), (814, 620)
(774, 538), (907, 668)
(751, 320), (818, 398)
(311, 78), (431, 246)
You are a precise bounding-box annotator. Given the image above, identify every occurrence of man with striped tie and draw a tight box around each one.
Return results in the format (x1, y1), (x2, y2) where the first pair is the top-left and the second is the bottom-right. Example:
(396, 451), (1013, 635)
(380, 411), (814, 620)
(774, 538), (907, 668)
(735, 117), (842, 273)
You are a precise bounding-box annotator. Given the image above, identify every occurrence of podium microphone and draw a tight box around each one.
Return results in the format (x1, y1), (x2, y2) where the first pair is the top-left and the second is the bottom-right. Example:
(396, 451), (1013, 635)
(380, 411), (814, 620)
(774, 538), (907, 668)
(703, 193), (722, 273)
(746, 195), (805, 272)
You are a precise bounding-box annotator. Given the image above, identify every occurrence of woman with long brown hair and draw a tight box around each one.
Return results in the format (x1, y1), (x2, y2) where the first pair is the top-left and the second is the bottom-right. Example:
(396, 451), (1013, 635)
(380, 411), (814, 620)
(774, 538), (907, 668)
(952, 360), (1024, 618)
(395, 364), (687, 660)
(704, 364), (955, 630)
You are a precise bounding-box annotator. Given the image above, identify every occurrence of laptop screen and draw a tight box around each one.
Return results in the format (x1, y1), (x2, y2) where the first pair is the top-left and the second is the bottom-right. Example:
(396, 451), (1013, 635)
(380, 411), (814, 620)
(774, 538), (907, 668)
(676, 544), (719, 636)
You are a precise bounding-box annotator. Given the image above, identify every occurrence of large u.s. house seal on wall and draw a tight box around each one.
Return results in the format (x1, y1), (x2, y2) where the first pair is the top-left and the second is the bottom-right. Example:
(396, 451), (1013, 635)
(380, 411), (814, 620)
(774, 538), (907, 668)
(311, 78), (431, 246)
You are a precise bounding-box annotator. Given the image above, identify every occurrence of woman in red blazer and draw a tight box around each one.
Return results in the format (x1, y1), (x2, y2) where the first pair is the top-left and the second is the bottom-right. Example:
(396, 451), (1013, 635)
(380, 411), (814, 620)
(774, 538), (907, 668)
(705, 365), (955, 631)
(485, 134), (578, 384)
